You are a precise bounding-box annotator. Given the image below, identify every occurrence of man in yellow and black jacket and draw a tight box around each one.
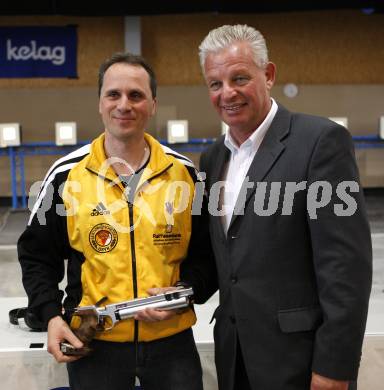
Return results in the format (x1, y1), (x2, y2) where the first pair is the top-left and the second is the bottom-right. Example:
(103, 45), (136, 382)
(18, 52), (217, 390)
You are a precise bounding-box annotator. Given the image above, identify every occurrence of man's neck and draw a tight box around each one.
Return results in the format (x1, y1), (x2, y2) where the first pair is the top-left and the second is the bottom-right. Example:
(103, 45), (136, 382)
(104, 132), (149, 176)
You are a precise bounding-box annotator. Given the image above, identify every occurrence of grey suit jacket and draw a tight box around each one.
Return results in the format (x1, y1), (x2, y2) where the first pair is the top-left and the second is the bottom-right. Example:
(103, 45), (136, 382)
(189, 104), (372, 390)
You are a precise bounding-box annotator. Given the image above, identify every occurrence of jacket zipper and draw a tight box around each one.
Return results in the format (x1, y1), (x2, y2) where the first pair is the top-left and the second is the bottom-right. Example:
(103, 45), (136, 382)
(88, 164), (173, 362)
(127, 166), (172, 369)
(128, 202), (139, 363)
(117, 164), (173, 368)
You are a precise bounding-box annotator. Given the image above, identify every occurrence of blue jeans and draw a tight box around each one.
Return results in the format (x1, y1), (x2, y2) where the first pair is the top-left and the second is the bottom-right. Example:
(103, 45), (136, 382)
(67, 328), (203, 390)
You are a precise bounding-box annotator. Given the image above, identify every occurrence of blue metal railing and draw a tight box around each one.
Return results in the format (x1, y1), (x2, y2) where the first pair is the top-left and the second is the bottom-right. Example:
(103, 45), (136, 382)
(352, 135), (384, 149)
(0, 136), (383, 209)
(4, 143), (89, 209)
(0, 139), (216, 209)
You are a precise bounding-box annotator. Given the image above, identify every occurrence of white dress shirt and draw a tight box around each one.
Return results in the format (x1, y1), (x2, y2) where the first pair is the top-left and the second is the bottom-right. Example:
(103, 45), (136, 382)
(222, 98), (278, 233)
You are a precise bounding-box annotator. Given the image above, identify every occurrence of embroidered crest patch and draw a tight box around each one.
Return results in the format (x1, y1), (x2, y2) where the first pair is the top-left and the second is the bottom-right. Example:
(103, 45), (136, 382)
(89, 223), (118, 253)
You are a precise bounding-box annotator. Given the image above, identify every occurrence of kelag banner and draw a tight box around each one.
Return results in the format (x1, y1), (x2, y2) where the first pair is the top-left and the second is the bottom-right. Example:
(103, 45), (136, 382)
(0, 26), (77, 78)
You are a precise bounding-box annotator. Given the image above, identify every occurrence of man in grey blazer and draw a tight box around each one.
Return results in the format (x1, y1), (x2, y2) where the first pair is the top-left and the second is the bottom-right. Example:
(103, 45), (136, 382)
(182, 24), (372, 390)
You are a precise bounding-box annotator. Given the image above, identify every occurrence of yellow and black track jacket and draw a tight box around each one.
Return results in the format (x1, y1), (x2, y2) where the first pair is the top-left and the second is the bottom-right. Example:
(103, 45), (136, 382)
(18, 133), (217, 342)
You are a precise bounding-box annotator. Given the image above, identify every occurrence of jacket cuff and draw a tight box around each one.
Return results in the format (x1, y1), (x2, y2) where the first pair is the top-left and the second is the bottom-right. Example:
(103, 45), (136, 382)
(40, 301), (63, 325)
(312, 352), (360, 381)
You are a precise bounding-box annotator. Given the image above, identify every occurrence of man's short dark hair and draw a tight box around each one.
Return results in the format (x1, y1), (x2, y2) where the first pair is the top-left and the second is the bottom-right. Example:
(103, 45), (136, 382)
(98, 52), (157, 98)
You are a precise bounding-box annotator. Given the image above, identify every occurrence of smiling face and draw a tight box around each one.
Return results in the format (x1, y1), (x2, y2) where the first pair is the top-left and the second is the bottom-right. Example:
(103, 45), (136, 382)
(99, 63), (156, 142)
(204, 41), (275, 143)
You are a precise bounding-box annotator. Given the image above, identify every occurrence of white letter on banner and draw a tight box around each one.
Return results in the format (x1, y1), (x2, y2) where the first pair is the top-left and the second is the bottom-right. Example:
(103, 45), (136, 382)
(52, 46), (65, 65)
(6, 39), (18, 60)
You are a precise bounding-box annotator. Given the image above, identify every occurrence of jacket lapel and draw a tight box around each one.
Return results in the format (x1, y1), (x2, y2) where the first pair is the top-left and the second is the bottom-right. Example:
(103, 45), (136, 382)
(208, 139), (230, 241)
(227, 104), (292, 231)
(209, 139), (229, 185)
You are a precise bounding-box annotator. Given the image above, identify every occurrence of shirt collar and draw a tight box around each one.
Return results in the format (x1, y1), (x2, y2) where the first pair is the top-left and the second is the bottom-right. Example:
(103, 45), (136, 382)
(224, 98), (278, 154)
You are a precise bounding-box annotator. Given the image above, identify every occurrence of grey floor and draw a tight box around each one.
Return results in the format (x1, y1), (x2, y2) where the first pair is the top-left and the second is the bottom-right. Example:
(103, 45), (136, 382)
(365, 191), (384, 234)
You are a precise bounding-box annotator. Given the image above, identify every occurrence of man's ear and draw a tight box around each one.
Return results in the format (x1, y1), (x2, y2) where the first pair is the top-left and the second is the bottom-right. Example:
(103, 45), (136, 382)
(265, 62), (276, 90)
(151, 97), (157, 116)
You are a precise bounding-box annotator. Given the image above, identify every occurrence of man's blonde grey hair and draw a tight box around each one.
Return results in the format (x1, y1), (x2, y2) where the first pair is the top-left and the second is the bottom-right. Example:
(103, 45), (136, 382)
(199, 24), (269, 72)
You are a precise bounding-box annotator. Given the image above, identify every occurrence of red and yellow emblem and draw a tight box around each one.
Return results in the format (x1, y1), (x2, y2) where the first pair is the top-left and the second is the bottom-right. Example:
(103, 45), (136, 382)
(89, 223), (118, 253)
